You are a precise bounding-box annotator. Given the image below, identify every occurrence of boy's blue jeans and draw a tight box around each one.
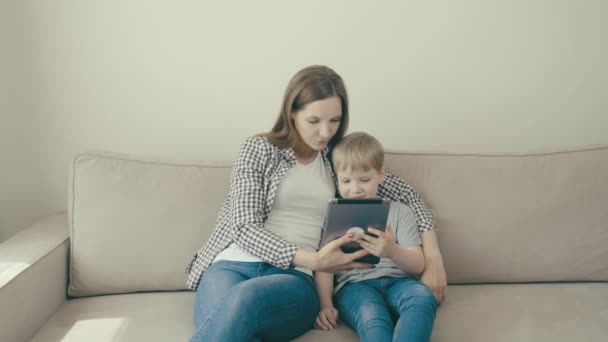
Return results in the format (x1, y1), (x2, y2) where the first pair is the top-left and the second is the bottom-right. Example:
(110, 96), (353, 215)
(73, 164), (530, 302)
(189, 260), (319, 342)
(335, 277), (437, 342)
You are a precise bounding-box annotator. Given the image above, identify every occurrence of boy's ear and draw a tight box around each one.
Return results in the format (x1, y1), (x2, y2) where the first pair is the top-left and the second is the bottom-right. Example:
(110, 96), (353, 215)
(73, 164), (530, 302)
(379, 168), (385, 183)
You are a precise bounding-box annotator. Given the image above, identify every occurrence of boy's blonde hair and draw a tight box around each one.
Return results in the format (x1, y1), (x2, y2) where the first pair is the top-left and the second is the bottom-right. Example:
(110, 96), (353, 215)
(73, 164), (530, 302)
(332, 132), (384, 173)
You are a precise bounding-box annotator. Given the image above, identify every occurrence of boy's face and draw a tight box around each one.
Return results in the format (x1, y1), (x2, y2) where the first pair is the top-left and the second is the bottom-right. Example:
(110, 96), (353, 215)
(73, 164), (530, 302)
(337, 167), (385, 199)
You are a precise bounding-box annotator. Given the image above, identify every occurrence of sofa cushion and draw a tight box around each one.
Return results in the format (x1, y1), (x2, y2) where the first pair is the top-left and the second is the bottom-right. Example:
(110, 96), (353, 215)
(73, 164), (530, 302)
(27, 284), (608, 342)
(384, 146), (608, 283)
(26, 291), (357, 342)
(68, 152), (231, 296)
(29, 292), (195, 342)
(430, 283), (608, 342)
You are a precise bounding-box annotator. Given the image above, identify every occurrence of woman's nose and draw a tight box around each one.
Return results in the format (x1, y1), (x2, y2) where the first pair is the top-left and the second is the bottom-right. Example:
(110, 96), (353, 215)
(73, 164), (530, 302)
(319, 123), (331, 138)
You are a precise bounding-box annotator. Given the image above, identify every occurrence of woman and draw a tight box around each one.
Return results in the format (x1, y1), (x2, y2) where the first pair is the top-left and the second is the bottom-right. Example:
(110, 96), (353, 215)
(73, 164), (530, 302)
(186, 65), (447, 342)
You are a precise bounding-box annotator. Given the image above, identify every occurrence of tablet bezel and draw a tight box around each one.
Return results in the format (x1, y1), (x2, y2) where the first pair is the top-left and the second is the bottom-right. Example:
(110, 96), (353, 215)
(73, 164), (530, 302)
(319, 198), (391, 264)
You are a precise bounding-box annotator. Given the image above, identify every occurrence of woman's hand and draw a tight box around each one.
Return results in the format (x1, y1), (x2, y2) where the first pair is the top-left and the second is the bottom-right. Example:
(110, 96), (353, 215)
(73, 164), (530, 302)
(294, 233), (375, 273)
(356, 224), (397, 258)
(420, 257), (448, 304)
(314, 306), (339, 330)
(313, 233), (375, 273)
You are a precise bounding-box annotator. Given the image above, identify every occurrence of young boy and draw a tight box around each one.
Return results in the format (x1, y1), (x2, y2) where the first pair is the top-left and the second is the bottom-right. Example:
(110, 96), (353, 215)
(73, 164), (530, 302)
(315, 132), (437, 342)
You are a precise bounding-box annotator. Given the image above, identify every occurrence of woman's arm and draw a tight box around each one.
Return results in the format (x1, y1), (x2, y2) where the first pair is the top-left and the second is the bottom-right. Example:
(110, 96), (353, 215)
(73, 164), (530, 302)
(379, 174), (447, 303)
(381, 173), (436, 232)
(420, 230), (447, 304)
(228, 137), (300, 268)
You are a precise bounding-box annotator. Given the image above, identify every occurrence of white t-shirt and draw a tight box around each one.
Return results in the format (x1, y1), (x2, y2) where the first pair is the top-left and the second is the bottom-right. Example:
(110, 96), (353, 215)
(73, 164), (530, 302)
(213, 152), (335, 276)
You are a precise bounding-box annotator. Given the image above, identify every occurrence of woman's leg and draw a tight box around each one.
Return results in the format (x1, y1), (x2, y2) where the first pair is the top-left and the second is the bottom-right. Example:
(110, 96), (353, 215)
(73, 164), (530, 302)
(386, 278), (437, 342)
(335, 279), (393, 342)
(192, 261), (253, 328)
(190, 263), (319, 342)
(254, 268), (319, 342)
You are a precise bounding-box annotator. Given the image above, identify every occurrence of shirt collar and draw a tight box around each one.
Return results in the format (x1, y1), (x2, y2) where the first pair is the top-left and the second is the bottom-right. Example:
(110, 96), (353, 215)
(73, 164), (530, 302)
(281, 146), (337, 197)
(280, 146), (330, 163)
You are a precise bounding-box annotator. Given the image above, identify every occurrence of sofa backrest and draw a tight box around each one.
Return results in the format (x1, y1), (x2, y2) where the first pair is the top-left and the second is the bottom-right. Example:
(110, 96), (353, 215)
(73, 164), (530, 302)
(68, 147), (608, 296)
(384, 147), (608, 284)
(68, 152), (231, 297)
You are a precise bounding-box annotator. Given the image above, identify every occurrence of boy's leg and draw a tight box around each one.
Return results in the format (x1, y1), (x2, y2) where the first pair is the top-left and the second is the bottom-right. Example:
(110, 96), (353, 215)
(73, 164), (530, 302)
(335, 279), (393, 342)
(191, 262), (319, 342)
(386, 278), (437, 342)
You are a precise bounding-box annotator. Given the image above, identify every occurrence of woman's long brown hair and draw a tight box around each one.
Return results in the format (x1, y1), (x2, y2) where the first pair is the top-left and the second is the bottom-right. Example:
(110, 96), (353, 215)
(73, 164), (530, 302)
(260, 65), (349, 150)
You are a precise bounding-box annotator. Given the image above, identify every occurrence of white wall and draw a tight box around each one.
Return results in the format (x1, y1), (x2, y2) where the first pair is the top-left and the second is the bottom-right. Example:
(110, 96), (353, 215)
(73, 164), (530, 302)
(2, 0), (607, 240)
(0, 1), (45, 242)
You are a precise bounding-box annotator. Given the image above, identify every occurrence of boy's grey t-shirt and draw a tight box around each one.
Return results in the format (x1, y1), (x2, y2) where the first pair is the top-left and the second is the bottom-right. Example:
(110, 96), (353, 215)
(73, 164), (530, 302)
(334, 201), (422, 294)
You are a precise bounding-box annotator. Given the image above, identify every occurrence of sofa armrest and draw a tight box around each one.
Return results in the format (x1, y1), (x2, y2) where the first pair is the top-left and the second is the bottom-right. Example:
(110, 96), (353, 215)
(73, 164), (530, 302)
(0, 213), (69, 342)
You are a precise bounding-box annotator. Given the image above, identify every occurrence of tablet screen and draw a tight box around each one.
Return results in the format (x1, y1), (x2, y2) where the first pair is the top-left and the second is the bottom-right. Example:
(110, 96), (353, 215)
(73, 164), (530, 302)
(319, 198), (391, 263)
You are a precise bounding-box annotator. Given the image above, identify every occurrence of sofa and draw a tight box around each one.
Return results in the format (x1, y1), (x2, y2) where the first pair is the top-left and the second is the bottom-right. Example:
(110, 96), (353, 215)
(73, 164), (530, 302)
(1, 146), (607, 342)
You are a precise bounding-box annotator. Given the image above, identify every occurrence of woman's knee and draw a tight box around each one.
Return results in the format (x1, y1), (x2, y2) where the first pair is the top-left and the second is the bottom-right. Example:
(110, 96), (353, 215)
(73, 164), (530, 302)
(222, 283), (261, 315)
(224, 275), (316, 315)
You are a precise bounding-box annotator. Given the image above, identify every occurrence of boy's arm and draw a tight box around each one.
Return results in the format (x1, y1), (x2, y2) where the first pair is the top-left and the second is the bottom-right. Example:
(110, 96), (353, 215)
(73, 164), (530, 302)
(388, 244), (425, 276)
(386, 205), (425, 275)
(314, 271), (339, 330)
(361, 226), (425, 275)
(314, 271), (335, 309)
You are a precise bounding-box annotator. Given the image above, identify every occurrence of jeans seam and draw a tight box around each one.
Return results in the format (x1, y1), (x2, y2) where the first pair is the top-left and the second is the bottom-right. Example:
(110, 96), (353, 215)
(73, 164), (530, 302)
(194, 299), (223, 340)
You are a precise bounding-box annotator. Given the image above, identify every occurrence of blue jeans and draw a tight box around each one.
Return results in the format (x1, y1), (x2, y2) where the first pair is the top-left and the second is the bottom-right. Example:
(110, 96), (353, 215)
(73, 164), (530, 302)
(189, 260), (319, 342)
(335, 277), (437, 342)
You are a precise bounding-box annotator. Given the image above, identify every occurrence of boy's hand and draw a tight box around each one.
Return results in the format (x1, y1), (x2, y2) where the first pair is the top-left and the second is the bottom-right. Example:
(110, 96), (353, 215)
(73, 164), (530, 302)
(314, 306), (339, 330)
(356, 224), (397, 258)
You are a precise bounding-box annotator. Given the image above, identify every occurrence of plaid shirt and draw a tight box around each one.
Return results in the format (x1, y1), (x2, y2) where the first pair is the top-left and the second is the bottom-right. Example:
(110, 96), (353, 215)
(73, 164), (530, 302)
(185, 136), (436, 290)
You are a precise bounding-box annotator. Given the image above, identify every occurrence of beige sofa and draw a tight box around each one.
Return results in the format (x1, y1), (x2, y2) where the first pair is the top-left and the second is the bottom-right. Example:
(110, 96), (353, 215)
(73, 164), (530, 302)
(1, 146), (607, 342)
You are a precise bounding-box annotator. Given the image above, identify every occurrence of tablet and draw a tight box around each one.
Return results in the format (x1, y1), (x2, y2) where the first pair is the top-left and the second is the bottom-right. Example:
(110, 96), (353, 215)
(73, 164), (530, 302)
(319, 198), (391, 264)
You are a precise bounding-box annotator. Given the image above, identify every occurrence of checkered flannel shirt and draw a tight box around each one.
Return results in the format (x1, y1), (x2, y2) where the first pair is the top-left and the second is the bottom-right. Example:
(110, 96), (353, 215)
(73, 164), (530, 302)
(185, 136), (436, 290)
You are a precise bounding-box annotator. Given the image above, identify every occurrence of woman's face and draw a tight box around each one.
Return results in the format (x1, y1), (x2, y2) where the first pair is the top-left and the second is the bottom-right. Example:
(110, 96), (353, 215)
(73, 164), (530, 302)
(291, 96), (342, 151)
